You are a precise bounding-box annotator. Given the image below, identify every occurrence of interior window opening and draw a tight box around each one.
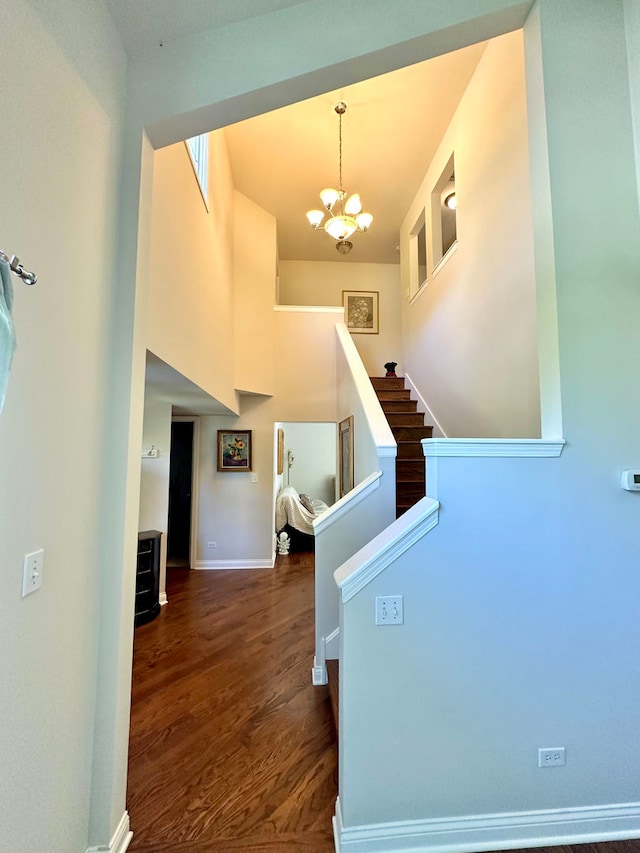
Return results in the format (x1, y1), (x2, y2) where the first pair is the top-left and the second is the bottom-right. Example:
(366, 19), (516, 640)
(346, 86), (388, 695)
(432, 154), (457, 268)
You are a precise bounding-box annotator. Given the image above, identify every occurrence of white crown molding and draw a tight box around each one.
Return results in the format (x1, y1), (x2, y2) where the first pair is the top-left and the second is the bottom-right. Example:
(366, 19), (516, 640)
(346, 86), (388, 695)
(193, 559), (274, 570)
(314, 471), (382, 535)
(422, 438), (566, 457)
(333, 797), (640, 853)
(273, 304), (344, 314)
(86, 812), (132, 853)
(334, 497), (439, 603)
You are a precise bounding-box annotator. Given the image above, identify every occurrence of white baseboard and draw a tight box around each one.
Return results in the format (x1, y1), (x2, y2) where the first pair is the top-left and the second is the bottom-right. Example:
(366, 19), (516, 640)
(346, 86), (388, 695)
(333, 796), (640, 852)
(404, 373), (447, 438)
(193, 558), (275, 570)
(312, 655), (327, 685)
(159, 592), (168, 606)
(86, 811), (132, 853)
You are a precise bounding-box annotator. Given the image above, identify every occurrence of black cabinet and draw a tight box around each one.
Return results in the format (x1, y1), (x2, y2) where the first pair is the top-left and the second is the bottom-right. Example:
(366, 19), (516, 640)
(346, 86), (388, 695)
(135, 530), (162, 627)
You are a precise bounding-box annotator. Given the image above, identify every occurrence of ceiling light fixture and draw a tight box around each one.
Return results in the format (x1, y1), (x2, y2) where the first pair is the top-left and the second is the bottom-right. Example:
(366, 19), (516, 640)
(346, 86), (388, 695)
(444, 192), (457, 210)
(306, 102), (373, 255)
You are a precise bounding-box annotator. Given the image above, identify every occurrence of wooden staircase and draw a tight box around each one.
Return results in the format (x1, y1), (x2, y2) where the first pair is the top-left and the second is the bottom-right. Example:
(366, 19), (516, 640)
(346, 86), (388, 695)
(370, 376), (433, 517)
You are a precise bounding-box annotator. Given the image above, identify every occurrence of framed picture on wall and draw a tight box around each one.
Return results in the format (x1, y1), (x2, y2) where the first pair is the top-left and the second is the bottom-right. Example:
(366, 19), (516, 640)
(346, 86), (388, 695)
(217, 430), (252, 472)
(343, 290), (379, 334)
(338, 416), (354, 498)
(277, 428), (284, 475)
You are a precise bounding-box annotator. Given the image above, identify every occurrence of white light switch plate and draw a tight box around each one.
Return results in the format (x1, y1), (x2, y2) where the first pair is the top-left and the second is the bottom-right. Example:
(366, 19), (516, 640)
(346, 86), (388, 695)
(22, 549), (44, 597)
(375, 595), (404, 625)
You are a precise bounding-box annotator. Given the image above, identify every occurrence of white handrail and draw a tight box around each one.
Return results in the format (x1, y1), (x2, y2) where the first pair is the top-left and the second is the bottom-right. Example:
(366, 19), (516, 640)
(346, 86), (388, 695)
(334, 496), (439, 602)
(335, 323), (396, 457)
(313, 471), (382, 535)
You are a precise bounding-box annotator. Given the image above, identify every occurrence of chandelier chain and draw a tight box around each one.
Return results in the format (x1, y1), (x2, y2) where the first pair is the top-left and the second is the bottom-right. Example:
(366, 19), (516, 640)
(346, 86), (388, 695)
(338, 110), (343, 192)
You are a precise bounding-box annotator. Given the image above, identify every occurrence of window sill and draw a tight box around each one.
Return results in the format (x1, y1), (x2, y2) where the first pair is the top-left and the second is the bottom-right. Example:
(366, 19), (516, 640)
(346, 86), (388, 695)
(432, 239), (458, 278)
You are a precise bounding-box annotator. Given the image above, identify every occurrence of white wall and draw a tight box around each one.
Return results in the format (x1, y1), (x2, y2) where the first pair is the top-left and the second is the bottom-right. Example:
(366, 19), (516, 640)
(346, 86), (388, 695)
(234, 192), (277, 395)
(147, 131), (238, 412)
(400, 30), (541, 438)
(138, 389), (172, 599)
(195, 308), (341, 567)
(283, 422), (336, 505)
(0, 1), (126, 851)
(279, 261), (403, 377)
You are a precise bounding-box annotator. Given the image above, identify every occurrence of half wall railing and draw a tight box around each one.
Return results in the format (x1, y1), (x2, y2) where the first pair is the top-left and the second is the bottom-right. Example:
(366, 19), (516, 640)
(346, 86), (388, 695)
(311, 323), (396, 685)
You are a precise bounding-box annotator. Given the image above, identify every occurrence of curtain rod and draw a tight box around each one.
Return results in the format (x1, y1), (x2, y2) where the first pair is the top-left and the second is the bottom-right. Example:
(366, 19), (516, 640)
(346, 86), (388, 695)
(0, 249), (37, 285)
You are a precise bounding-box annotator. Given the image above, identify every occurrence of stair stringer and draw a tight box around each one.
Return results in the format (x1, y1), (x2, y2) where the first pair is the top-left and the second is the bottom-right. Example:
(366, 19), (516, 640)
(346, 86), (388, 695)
(404, 372), (448, 438)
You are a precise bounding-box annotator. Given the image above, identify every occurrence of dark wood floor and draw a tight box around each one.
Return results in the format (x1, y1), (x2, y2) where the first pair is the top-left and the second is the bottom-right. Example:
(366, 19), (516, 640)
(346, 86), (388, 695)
(127, 555), (640, 853)
(127, 551), (337, 852)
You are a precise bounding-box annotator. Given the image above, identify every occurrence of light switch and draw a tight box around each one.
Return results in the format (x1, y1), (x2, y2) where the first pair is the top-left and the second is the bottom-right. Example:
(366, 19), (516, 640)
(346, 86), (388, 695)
(22, 549), (44, 597)
(375, 595), (404, 625)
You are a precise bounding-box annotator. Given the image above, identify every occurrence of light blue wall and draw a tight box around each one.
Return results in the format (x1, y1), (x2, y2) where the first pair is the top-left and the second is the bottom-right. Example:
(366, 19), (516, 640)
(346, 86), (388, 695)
(338, 0), (640, 840)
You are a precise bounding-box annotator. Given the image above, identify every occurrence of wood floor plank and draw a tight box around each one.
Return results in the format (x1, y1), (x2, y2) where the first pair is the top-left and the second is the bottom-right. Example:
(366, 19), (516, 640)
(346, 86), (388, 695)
(127, 556), (640, 853)
(127, 553), (337, 851)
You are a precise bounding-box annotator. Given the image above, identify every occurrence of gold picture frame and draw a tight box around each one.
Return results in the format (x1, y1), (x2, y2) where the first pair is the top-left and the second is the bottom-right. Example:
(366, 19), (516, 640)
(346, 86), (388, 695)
(338, 416), (354, 498)
(217, 430), (252, 472)
(343, 290), (379, 334)
(277, 428), (284, 475)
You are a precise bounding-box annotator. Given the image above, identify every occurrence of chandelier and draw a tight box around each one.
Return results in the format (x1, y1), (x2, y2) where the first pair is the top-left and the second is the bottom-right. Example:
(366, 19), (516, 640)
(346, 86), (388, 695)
(306, 102), (373, 255)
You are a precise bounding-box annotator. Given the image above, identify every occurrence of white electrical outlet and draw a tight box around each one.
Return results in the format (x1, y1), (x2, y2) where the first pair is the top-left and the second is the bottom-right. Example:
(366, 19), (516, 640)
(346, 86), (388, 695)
(375, 595), (404, 625)
(207, 541), (217, 549)
(538, 747), (566, 768)
(22, 549), (44, 597)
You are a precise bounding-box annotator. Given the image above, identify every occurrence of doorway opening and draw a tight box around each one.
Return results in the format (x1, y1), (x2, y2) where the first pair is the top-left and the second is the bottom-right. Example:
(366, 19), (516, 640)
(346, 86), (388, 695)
(167, 419), (195, 569)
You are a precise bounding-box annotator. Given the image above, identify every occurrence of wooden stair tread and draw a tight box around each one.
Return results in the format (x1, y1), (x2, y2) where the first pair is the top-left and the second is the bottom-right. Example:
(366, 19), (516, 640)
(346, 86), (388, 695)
(376, 390), (411, 401)
(369, 376), (405, 390)
(386, 413), (425, 426)
(381, 406), (418, 416)
(392, 429), (433, 441)
(371, 375), (431, 517)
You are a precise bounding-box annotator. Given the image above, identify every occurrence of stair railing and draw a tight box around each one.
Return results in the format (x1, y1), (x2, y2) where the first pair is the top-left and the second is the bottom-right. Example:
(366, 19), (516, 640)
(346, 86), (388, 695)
(312, 323), (396, 685)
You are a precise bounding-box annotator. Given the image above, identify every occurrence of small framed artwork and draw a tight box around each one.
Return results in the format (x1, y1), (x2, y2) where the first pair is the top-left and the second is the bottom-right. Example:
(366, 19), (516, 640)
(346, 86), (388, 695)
(277, 428), (284, 475)
(343, 290), (379, 334)
(338, 415), (354, 498)
(217, 430), (252, 472)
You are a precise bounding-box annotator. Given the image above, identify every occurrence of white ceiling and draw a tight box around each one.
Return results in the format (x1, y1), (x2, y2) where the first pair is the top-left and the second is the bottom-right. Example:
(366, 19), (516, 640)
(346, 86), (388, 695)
(225, 43), (486, 265)
(105, 0), (313, 52)
(145, 353), (236, 415)
(104, 0), (488, 266)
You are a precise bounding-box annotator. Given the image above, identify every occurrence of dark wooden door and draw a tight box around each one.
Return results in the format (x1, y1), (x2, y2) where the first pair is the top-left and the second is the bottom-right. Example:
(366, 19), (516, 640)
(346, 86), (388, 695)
(167, 421), (194, 566)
